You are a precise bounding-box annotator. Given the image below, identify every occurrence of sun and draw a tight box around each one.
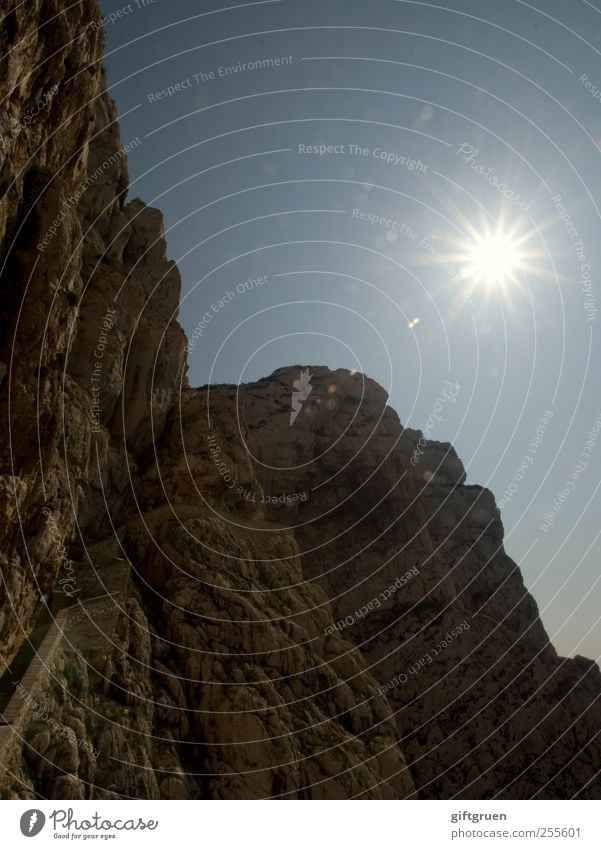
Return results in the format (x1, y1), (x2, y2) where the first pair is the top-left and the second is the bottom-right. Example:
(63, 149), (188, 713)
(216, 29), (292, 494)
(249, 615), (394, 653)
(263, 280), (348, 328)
(413, 204), (546, 309)
(463, 231), (524, 287)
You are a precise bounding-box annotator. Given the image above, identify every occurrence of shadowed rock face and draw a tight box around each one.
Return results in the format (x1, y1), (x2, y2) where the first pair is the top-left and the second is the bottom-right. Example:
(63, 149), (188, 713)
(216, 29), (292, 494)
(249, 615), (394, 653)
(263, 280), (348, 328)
(236, 367), (601, 798)
(0, 0), (599, 801)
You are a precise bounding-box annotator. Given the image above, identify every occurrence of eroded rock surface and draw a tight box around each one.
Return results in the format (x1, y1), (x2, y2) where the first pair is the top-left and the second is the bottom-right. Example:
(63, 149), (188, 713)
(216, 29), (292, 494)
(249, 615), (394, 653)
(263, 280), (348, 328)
(0, 0), (599, 801)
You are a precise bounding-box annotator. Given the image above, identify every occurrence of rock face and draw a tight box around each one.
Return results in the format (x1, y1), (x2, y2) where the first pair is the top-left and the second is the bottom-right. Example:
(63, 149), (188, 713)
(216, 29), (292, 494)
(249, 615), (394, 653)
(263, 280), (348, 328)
(236, 368), (601, 798)
(0, 0), (599, 800)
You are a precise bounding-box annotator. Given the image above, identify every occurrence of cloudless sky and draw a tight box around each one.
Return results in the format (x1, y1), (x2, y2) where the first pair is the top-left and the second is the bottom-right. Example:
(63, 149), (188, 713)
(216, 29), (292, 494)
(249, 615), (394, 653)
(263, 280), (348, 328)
(98, 0), (601, 660)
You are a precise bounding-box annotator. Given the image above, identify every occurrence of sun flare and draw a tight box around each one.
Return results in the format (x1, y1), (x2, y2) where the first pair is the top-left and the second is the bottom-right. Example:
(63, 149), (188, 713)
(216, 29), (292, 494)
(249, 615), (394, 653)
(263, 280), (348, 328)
(463, 232), (524, 287)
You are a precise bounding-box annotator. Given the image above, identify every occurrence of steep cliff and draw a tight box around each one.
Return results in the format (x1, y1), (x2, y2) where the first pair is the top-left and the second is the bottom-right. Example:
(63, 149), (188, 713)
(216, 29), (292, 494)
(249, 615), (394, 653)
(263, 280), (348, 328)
(237, 367), (601, 798)
(0, 0), (599, 800)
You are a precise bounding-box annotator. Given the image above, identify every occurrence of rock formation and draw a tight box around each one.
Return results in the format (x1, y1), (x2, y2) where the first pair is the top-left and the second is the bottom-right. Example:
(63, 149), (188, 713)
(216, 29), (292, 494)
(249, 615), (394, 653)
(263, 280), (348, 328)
(0, 0), (599, 800)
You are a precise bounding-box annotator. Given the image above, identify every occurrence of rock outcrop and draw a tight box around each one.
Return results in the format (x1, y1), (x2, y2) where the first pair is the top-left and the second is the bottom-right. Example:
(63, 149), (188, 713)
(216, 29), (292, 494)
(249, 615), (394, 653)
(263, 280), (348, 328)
(0, 0), (599, 800)
(236, 367), (601, 798)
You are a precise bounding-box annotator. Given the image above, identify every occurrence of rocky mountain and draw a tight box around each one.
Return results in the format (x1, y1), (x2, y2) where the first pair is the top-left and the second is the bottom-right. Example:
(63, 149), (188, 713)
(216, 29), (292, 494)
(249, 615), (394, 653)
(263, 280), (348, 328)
(0, 0), (599, 799)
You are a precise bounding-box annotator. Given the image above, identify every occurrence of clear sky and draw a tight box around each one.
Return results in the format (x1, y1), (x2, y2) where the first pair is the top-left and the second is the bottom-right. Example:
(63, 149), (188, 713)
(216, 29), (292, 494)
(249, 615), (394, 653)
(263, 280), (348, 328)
(98, 0), (601, 660)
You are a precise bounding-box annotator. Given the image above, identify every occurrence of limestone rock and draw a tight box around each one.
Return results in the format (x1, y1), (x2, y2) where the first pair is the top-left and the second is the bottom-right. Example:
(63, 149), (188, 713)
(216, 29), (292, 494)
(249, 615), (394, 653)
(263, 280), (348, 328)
(0, 0), (599, 802)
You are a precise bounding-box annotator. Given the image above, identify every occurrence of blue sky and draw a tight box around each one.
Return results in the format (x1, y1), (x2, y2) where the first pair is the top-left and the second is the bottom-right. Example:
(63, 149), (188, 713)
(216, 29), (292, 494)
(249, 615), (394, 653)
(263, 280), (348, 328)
(98, 0), (601, 660)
